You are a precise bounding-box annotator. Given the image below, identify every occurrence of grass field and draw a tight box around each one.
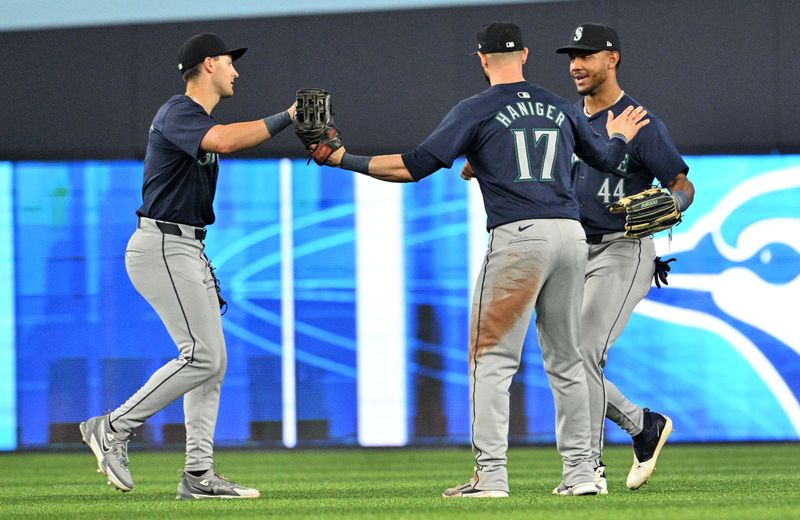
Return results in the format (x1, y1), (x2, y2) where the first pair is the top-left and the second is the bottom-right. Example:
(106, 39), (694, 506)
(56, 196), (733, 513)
(1, 443), (798, 519)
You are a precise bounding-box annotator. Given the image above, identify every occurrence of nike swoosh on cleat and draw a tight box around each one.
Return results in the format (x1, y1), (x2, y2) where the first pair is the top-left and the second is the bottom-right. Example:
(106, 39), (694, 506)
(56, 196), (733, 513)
(192, 483), (216, 494)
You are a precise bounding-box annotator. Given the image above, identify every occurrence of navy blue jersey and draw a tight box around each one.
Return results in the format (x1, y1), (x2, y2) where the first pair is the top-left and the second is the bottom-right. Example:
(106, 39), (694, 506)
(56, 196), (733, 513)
(137, 95), (219, 227)
(573, 93), (689, 236)
(404, 81), (630, 230)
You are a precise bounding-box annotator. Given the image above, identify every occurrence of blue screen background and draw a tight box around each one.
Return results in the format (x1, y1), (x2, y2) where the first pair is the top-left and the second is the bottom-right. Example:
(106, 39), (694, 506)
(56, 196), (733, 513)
(1, 155), (798, 450)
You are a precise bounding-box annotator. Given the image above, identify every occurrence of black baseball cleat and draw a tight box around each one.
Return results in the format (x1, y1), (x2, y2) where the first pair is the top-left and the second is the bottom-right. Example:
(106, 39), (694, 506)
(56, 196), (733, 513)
(627, 408), (673, 489)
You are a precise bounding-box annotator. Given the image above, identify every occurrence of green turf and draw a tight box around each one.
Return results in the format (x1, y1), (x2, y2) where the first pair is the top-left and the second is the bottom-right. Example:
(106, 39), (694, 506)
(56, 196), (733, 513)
(0, 444), (798, 519)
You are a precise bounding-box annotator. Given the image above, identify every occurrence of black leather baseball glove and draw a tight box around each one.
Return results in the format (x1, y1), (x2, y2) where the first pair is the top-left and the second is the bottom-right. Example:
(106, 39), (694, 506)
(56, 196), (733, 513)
(608, 187), (682, 238)
(293, 88), (343, 165)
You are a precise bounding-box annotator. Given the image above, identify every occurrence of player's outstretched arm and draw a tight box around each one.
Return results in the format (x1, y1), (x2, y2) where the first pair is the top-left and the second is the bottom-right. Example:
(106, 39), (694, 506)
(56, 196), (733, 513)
(327, 148), (414, 183)
(200, 102), (296, 154)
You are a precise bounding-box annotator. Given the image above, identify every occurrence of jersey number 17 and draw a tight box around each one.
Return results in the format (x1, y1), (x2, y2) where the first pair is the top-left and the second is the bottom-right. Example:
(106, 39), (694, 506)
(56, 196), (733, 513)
(511, 129), (559, 182)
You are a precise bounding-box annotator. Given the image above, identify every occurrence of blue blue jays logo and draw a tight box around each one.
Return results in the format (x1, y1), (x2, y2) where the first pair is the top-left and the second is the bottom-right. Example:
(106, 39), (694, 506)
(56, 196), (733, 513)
(619, 157), (800, 441)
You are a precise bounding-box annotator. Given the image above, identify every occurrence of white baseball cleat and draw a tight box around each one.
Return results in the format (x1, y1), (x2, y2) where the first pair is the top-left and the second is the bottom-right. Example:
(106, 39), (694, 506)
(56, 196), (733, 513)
(443, 476), (508, 498)
(595, 464), (608, 495)
(552, 481), (600, 496)
(627, 409), (673, 490)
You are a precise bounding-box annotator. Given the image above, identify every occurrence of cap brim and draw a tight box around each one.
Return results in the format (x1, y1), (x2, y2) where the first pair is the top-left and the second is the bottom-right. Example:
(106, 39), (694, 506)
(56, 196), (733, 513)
(469, 48), (523, 56)
(555, 45), (604, 54)
(227, 47), (247, 61)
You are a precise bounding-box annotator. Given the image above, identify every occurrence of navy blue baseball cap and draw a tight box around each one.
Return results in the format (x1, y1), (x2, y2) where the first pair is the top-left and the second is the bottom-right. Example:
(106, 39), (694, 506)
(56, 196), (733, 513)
(472, 21), (524, 55)
(177, 33), (247, 74)
(556, 23), (620, 54)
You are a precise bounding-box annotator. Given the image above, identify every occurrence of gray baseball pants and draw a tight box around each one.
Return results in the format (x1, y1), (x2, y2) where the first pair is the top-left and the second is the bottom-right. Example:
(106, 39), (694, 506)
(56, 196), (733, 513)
(470, 218), (595, 491)
(580, 234), (657, 464)
(109, 217), (226, 472)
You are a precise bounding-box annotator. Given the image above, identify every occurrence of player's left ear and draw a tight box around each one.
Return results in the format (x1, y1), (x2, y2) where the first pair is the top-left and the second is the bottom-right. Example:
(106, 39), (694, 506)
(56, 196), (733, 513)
(478, 52), (490, 70)
(607, 51), (620, 70)
(202, 56), (217, 74)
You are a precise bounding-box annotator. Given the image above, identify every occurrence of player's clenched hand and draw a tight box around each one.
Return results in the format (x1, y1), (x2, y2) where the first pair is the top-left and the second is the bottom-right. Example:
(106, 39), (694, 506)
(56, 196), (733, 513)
(287, 101), (297, 120)
(307, 143), (345, 166)
(605, 105), (649, 143)
(326, 146), (345, 167)
(461, 161), (475, 181)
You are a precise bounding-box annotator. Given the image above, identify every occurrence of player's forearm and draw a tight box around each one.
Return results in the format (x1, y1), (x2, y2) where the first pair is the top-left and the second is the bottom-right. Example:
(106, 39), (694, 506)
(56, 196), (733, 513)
(666, 173), (694, 211)
(201, 111), (292, 154)
(339, 152), (414, 183)
(580, 135), (628, 174)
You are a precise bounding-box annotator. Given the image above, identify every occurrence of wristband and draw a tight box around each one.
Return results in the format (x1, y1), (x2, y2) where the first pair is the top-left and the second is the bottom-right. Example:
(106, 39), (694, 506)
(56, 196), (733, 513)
(341, 153), (372, 174)
(263, 111), (292, 136)
(672, 190), (690, 212)
(609, 132), (629, 143)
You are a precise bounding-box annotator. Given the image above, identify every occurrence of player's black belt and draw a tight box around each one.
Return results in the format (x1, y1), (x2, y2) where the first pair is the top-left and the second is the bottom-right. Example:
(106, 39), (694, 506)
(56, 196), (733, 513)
(586, 232), (627, 244)
(137, 216), (207, 240)
(153, 220), (207, 240)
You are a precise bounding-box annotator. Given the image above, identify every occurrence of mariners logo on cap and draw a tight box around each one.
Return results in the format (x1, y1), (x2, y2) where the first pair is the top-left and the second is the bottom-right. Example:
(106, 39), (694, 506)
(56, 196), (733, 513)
(573, 26), (583, 41)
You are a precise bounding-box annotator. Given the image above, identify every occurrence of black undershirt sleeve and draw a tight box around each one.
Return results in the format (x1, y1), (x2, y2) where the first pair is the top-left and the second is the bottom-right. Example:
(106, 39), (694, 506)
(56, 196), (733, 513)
(401, 146), (448, 181)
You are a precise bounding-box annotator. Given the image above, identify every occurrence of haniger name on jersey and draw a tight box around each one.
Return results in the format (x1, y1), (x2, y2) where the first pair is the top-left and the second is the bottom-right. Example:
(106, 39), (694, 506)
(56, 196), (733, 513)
(494, 98), (566, 128)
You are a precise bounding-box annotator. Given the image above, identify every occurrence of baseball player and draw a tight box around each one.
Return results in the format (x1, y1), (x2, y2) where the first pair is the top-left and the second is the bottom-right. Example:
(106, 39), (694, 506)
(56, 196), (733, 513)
(79, 33), (296, 499)
(316, 21), (649, 497)
(556, 23), (695, 492)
